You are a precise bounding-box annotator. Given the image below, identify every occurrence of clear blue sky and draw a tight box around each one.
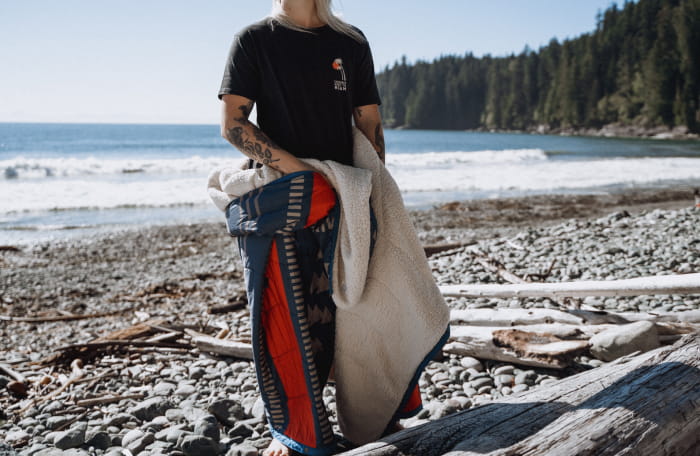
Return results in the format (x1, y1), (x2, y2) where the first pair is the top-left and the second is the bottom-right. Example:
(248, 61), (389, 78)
(0, 0), (622, 125)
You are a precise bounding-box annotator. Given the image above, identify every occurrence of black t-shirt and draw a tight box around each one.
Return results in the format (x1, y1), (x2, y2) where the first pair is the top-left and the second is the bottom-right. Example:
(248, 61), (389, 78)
(218, 18), (381, 166)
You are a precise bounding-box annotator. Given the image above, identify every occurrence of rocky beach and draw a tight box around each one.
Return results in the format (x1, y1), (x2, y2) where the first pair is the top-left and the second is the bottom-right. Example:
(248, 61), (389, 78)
(1, 188), (699, 456)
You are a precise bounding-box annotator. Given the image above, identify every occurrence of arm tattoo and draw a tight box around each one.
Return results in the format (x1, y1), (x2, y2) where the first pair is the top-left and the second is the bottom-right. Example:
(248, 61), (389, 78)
(225, 124), (281, 169)
(355, 107), (363, 118)
(374, 123), (385, 162)
(234, 101), (254, 125)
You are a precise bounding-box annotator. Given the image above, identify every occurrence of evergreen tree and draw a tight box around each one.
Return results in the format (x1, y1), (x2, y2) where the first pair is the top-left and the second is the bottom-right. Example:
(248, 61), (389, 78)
(376, 0), (699, 133)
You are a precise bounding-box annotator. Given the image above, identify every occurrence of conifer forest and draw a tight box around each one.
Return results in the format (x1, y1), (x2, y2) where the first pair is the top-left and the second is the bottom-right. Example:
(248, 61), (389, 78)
(376, 0), (700, 133)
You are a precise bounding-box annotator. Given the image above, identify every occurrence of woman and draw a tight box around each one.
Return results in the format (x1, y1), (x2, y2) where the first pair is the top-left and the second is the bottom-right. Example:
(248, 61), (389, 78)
(219, 2), (387, 455)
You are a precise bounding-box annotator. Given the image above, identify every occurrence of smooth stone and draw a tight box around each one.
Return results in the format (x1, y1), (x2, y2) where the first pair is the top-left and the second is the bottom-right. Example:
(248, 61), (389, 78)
(61, 450), (90, 456)
(194, 415), (220, 442)
(495, 374), (515, 386)
(188, 367), (206, 380)
(589, 321), (660, 362)
(227, 422), (255, 439)
(165, 408), (186, 422)
(512, 384), (529, 393)
(175, 385), (197, 397)
(129, 397), (175, 421)
(225, 444), (258, 456)
(46, 415), (71, 430)
(53, 422), (87, 450)
(180, 435), (221, 456)
(31, 450), (64, 456)
(462, 386), (477, 396)
(166, 428), (191, 444)
(5, 429), (30, 444)
(18, 443), (48, 456)
(103, 448), (132, 456)
(123, 430), (155, 454)
(250, 398), (266, 422)
(105, 413), (136, 427)
(152, 381), (177, 396)
(143, 416), (170, 432)
(181, 406), (210, 423)
(515, 371), (537, 386)
(207, 399), (245, 427)
(477, 385), (493, 395)
(85, 430), (111, 450)
(122, 429), (145, 448)
(470, 377), (494, 389)
(493, 365), (514, 376)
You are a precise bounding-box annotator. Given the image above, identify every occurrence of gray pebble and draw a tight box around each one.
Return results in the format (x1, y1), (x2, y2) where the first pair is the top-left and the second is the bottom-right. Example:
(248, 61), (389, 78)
(493, 365), (514, 376)
(123, 429), (155, 454)
(129, 397), (174, 421)
(105, 413), (136, 427)
(194, 415), (220, 442)
(512, 384), (529, 393)
(180, 435), (221, 456)
(53, 422), (87, 450)
(207, 399), (245, 427)
(84, 428), (111, 451)
(226, 443), (259, 456)
(470, 377), (494, 389)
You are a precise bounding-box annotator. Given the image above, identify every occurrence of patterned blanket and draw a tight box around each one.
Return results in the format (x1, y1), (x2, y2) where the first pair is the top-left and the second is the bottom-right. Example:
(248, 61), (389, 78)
(209, 129), (450, 453)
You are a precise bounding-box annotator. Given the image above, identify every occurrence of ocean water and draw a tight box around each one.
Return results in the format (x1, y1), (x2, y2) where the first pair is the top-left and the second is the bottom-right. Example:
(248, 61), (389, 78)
(1, 122), (699, 244)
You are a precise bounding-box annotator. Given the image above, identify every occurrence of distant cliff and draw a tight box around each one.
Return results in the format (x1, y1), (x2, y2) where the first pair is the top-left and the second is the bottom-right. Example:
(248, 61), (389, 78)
(376, 0), (700, 135)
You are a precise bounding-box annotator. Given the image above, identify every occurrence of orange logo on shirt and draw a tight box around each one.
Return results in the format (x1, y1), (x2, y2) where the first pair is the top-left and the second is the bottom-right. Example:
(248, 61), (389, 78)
(333, 58), (346, 91)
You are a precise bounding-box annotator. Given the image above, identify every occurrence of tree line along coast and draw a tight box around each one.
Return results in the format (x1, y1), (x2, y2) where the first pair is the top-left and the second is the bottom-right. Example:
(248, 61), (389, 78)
(376, 0), (700, 139)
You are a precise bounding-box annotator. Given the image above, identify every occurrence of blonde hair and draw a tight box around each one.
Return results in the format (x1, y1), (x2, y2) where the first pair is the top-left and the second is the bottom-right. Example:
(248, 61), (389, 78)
(270, 0), (366, 43)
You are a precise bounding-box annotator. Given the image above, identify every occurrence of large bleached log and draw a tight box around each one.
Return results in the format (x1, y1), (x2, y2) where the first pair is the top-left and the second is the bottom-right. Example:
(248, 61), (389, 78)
(440, 273), (700, 298)
(450, 308), (586, 326)
(340, 332), (700, 456)
(450, 308), (700, 326)
(445, 326), (589, 369)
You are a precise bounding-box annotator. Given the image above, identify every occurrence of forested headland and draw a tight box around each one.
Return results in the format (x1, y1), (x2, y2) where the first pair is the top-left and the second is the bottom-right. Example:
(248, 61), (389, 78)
(376, 0), (700, 136)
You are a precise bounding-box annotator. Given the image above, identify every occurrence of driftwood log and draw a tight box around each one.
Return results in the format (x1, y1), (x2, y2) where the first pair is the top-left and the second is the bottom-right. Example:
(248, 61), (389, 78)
(445, 326), (590, 369)
(340, 332), (700, 456)
(439, 273), (700, 298)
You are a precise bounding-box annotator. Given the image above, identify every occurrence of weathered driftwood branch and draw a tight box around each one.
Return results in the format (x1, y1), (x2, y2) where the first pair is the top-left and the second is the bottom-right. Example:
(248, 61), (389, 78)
(19, 359), (85, 414)
(0, 362), (27, 383)
(0, 308), (135, 323)
(92, 318), (168, 343)
(445, 326), (589, 369)
(440, 273), (700, 298)
(341, 332), (700, 456)
(423, 242), (476, 257)
(184, 329), (254, 360)
(40, 340), (193, 366)
(468, 248), (529, 285)
(450, 308), (700, 327)
(75, 393), (145, 407)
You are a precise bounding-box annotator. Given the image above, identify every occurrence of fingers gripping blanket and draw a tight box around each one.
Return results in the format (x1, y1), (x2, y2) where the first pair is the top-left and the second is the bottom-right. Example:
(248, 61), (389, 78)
(207, 129), (450, 451)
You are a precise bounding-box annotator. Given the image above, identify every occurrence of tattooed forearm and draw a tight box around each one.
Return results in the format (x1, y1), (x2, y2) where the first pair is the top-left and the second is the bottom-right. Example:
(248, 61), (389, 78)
(225, 125), (281, 169)
(374, 123), (385, 163)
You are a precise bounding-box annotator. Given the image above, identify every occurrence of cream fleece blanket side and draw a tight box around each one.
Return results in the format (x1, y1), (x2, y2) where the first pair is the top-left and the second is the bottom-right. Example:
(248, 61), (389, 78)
(207, 128), (450, 444)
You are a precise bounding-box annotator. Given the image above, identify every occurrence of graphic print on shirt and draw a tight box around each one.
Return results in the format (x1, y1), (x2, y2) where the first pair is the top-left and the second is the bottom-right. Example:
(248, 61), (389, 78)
(332, 58), (347, 92)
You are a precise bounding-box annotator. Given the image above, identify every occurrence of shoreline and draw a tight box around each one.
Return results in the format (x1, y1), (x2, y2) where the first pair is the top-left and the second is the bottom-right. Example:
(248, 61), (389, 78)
(392, 124), (700, 141)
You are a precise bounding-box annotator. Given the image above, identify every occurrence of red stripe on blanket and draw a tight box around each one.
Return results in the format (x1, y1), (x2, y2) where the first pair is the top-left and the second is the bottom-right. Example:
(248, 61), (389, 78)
(261, 240), (317, 447)
(399, 384), (422, 415)
(305, 172), (336, 228)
